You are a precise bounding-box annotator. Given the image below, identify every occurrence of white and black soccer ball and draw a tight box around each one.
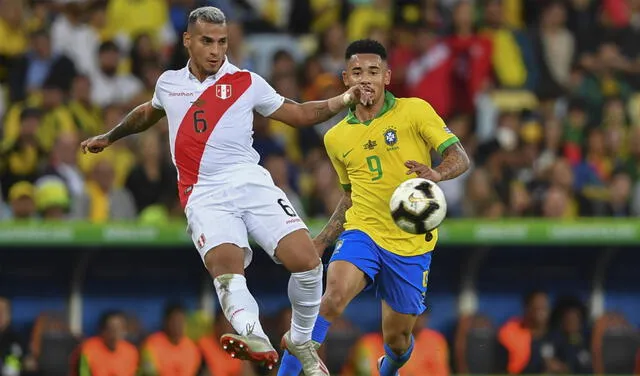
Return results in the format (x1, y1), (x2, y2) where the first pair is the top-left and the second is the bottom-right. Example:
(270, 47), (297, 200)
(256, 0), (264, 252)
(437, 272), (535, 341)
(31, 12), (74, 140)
(389, 178), (447, 234)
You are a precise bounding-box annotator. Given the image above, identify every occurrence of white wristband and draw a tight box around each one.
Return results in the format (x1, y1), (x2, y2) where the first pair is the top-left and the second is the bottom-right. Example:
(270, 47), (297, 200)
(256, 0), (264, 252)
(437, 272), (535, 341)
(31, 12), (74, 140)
(342, 92), (353, 106)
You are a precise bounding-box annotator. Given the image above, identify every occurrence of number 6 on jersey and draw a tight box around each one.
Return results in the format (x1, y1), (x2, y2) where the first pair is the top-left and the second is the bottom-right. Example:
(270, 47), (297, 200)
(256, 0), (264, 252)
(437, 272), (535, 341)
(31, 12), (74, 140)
(193, 110), (208, 133)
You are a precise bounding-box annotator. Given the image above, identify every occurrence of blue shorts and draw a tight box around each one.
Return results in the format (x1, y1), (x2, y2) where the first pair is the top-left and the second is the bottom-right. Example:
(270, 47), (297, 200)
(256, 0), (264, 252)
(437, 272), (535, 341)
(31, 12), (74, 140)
(329, 230), (432, 315)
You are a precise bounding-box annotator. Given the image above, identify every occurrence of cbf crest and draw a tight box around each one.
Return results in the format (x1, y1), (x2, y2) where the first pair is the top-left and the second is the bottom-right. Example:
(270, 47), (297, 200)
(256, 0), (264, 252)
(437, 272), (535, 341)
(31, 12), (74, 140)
(383, 127), (399, 151)
(334, 239), (344, 254)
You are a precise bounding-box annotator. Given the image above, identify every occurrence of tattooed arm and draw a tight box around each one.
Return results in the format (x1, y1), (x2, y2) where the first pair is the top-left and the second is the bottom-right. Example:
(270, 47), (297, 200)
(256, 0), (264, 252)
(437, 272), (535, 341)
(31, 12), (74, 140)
(107, 102), (166, 143)
(271, 98), (343, 127)
(80, 102), (165, 153)
(313, 190), (352, 256)
(268, 85), (372, 128)
(405, 142), (470, 182)
(434, 142), (470, 181)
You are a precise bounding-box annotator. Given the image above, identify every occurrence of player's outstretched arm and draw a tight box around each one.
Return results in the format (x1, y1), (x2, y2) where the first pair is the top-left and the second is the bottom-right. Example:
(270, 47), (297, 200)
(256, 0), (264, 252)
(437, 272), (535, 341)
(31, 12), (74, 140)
(268, 85), (372, 128)
(313, 190), (352, 256)
(405, 142), (470, 182)
(80, 102), (165, 154)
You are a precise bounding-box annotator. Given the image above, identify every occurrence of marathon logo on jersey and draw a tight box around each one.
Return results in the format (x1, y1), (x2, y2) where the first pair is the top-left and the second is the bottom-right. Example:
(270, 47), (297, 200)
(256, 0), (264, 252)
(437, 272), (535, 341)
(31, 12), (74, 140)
(444, 126), (453, 134)
(197, 233), (206, 249)
(215, 84), (232, 99)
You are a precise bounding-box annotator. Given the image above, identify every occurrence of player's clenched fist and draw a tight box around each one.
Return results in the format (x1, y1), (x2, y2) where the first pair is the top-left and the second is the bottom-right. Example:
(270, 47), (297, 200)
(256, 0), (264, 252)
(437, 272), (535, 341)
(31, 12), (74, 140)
(80, 134), (111, 154)
(405, 160), (442, 182)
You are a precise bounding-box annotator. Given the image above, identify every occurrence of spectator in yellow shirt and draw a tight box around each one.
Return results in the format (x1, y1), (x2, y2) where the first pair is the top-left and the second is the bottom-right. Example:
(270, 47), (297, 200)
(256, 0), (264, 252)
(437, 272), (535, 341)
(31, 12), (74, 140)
(68, 75), (103, 138)
(73, 159), (136, 223)
(105, 0), (175, 54)
(7, 181), (37, 221)
(346, 0), (392, 42)
(4, 84), (77, 153)
(77, 105), (136, 189)
(34, 177), (72, 220)
(480, 0), (537, 90)
(0, 108), (46, 198)
(0, 0), (28, 60)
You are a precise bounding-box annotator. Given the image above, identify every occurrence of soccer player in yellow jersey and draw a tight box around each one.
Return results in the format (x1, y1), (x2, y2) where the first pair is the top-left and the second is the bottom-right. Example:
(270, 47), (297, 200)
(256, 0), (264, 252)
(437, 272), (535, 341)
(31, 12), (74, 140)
(278, 39), (470, 376)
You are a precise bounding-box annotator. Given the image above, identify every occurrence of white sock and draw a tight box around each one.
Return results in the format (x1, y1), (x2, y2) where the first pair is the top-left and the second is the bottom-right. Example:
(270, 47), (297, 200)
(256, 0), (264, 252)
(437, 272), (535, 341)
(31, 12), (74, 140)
(288, 263), (323, 345)
(213, 274), (269, 341)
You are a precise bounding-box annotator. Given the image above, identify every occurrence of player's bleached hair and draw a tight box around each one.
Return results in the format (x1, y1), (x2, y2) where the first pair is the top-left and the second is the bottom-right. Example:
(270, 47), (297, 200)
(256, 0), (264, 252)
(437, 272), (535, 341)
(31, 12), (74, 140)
(188, 6), (226, 27)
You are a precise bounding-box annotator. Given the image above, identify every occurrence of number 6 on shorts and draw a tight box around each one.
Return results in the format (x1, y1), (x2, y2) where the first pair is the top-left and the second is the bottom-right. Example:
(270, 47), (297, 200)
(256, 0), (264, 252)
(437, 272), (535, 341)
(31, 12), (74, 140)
(277, 198), (297, 217)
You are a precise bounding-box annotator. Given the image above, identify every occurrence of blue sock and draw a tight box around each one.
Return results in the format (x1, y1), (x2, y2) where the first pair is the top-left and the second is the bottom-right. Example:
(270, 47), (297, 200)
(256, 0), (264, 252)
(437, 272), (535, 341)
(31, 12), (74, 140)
(379, 335), (414, 376)
(278, 350), (303, 376)
(311, 315), (331, 343)
(277, 316), (332, 376)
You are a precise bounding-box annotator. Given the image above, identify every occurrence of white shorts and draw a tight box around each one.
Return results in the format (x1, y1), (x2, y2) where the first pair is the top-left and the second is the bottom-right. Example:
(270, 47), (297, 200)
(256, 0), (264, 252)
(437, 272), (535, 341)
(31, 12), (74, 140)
(184, 164), (308, 267)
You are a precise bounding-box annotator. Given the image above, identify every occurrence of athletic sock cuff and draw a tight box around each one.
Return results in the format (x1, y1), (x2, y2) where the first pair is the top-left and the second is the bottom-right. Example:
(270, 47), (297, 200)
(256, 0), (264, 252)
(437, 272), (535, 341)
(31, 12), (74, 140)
(311, 315), (331, 343)
(384, 335), (414, 365)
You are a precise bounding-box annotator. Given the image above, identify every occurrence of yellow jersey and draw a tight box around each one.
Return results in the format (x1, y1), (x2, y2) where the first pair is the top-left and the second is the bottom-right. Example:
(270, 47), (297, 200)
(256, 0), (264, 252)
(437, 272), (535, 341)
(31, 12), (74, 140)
(324, 92), (459, 257)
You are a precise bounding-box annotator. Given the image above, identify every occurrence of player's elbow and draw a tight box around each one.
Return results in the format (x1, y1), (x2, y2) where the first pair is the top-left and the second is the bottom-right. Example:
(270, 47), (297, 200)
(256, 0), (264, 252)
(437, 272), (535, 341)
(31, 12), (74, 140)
(295, 101), (333, 127)
(343, 190), (353, 206)
(460, 150), (471, 172)
(444, 142), (471, 173)
(294, 106), (317, 127)
(141, 101), (166, 124)
(280, 105), (313, 128)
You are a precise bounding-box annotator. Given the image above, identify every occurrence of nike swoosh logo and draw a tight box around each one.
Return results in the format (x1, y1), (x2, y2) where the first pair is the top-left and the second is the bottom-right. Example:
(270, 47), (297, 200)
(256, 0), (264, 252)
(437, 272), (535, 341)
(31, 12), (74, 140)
(408, 192), (429, 203)
(342, 149), (354, 158)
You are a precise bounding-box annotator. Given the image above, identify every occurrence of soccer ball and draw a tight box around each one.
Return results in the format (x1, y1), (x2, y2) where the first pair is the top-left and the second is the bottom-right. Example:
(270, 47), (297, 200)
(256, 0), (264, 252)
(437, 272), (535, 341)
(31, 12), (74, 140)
(389, 178), (447, 234)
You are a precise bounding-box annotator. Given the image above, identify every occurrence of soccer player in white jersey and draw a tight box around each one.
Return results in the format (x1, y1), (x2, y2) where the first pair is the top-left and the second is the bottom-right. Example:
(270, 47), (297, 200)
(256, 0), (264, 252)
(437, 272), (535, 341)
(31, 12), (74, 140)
(80, 7), (372, 376)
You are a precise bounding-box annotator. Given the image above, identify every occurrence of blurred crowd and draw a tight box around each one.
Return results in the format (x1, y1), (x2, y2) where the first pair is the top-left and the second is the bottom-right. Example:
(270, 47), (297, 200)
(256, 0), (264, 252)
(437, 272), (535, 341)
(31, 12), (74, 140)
(1, 292), (639, 375)
(1, 0), (640, 222)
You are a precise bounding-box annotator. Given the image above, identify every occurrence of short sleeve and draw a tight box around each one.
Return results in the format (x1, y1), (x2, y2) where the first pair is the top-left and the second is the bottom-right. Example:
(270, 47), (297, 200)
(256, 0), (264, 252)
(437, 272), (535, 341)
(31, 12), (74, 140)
(413, 99), (459, 154)
(324, 131), (351, 191)
(151, 74), (164, 110)
(251, 72), (285, 117)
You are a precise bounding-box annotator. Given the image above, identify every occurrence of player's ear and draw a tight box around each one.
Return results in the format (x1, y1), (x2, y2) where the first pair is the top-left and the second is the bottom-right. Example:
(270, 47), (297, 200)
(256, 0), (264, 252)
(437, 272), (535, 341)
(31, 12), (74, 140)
(342, 70), (348, 87)
(384, 69), (391, 86)
(183, 32), (191, 48)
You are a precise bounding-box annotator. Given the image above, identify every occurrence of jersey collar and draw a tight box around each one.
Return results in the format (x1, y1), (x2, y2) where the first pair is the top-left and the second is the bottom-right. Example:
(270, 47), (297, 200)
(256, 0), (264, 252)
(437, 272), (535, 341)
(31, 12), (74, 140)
(185, 56), (231, 82)
(345, 91), (396, 125)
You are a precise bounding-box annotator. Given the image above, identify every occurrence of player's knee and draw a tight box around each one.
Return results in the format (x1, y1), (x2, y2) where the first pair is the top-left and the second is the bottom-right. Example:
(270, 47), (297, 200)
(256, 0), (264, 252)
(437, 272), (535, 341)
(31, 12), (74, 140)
(319, 289), (349, 320)
(204, 244), (245, 278)
(299, 253), (322, 272)
(383, 329), (412, 355)
(276, 231), (321, 273)
(286, 249), (321, 273)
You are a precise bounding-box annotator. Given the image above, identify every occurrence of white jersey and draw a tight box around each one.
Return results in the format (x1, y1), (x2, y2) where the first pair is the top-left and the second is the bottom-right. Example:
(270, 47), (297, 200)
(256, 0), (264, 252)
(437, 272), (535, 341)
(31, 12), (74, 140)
(151, 58), (284, 207)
